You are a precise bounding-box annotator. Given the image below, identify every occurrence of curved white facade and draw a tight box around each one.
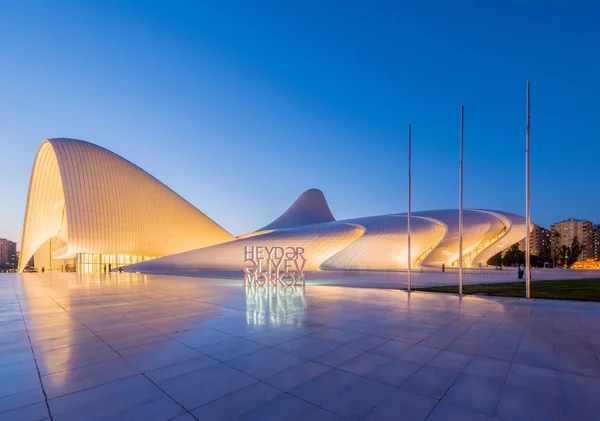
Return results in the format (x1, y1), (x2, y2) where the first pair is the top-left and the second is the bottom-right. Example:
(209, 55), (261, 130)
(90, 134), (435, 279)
(19, 139), (529, 274)
(125, 189), (529, 274)
(18, 138), (234, 272)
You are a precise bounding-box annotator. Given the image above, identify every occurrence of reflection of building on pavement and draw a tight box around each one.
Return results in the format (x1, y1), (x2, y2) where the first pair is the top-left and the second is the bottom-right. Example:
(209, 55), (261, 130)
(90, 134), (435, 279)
(245, 286), (306, 327)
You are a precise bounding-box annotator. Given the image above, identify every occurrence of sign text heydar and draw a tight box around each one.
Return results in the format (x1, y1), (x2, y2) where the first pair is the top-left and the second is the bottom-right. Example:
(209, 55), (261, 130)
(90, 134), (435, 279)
(243, 246), (306, 286)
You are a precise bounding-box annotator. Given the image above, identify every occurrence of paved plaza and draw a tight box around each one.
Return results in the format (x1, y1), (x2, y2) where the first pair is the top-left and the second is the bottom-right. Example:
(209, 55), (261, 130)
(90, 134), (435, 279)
(1, 273), (600, 421)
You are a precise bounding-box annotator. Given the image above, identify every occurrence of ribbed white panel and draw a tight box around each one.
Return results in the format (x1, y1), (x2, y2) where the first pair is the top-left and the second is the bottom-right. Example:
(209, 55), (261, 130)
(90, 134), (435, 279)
(125, 222), (365, 272)
(320, 215), (446, 270)
(409, 209), (507, 268)
(19, 138), (234, 272)
(19, 142), (66, 272)
(471, 210), (529, 267)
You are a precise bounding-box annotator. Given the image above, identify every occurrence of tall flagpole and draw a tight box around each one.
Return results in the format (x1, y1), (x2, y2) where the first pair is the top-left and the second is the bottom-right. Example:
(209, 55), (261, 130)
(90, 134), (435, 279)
(407, 123), (412, 291)
(459, 105), (464, 296)
(526, 81), (531, 298)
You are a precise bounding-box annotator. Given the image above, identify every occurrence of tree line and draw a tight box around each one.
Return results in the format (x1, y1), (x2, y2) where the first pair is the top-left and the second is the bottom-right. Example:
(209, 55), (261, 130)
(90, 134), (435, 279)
(487, 233), (584, 268)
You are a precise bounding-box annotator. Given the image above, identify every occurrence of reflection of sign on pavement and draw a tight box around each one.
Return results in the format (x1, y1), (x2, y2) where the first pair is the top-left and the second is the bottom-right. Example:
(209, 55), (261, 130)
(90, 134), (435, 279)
(243, 246), (306, 286)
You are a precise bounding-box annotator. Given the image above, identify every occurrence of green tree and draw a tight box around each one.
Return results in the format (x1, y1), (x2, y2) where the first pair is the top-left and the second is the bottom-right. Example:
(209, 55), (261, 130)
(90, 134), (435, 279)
(487, 252), (502, 267)
(502, 243), (525, 267)
(567, 236), (584, 266)
(530, 254), (542, 268)
(550, 229), (562, 268)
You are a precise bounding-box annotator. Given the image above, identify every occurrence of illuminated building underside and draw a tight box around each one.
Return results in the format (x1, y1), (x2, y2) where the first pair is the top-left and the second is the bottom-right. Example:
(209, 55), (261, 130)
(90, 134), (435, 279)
(18, 138), (234, 272)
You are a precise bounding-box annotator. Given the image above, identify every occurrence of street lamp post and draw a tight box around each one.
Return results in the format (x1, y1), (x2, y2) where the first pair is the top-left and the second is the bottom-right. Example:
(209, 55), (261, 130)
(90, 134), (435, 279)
(407, 123), (412, 291)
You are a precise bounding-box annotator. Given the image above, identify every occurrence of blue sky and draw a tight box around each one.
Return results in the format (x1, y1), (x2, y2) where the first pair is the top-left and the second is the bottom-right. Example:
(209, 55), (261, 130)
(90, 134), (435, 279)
(1, 1), (599, 245)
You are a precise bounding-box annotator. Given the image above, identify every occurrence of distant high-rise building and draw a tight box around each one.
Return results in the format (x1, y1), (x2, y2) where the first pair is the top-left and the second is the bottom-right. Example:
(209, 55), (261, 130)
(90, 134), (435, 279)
(550, 217), (594, 260)
(516, 224), (551, 257)
(591, 225), (600, 260)
(0, 238), (17, 268)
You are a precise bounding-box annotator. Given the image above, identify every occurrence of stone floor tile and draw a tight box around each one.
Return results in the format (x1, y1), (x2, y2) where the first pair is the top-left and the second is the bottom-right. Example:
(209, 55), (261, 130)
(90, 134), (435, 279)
(0, 401), (49, 421)
(170, 328), (237, 349)
(338, 352), (391, 376)
(363, 387), (436, 421)
(513, 345), (555, 370)
(494, 384), (557, 421)
(245, 329), (303, 347)
(447, 338), (485, 355)
(506, 363), (556, 395)
(41, 357), (139, 399)
(199, 337), (266, 362)
(144, 355), (220, 383)
(427, 350), (473, 372)
(49, 375), (177, 421)
(554, 354), (600, 377)
(235, 393), (315, 421)
(312, 346), (364, 367)
(275, 337), (340, 359)
(37, 348), (122, 376)
(119, 340), (203, 372)
(394, 329), (433, 344)
(442, 373), (504, 415)
(426, 401), (492, 421)
(106, 396), (185, 421)
(365, 358), (423, 386)
(0, 388), (45, 414)
(167, 414), (197, 421)
(464, 356), (510, 380)
(47, 374), (152, 416)
(0, 376), (41, 400)
(309, 328), (364, 344)
(110, 334), (170, 351)
(400, 365), (459, 399)
(556, 370), (600, 419)
(477, 340), (517, 362)
(370, 340), (412, 358)
(399, 345), (440, 364)
(290, 369), (394, 420)
(158, 363), (258, 410)
(346, 335), (388, 351)
(192, 381), (282, 421)
(419, 334), (457, 350)
(264, 361), (331, 391)
(296, 407), (345, 420)
(227, 348), (306, 380)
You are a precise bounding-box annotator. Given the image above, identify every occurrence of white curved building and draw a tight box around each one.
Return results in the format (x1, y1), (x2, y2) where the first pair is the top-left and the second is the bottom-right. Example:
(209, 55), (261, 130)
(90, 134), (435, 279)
(124, 190), (528, 274)
(18, 138), (234, 272)
(19, 139), (529, 274)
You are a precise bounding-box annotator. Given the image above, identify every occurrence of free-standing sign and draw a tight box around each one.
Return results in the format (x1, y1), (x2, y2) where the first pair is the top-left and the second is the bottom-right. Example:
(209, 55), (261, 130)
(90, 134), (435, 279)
(243, 246), (306, 286)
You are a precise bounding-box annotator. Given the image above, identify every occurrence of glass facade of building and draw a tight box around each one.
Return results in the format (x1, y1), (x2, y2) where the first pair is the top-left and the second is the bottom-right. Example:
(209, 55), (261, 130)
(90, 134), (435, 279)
(76, 253), (157, 273)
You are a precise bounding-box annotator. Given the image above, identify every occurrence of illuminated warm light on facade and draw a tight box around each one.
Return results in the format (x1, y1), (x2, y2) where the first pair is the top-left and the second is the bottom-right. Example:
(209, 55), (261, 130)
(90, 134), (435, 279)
(18, 138), (234, 273)
(125, 191), (529, 274)
(19, 139), (529, 274)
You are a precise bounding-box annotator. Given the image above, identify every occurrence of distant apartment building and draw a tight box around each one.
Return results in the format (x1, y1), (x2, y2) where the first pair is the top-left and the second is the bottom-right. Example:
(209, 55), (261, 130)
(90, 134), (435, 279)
(516, 224), (551, 257)
(592, 225), (600, 260)
(550, 217), (594, 260)
(0, 238), (17, 268)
